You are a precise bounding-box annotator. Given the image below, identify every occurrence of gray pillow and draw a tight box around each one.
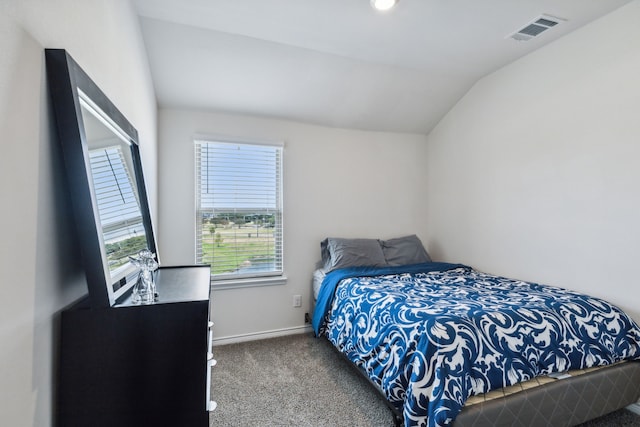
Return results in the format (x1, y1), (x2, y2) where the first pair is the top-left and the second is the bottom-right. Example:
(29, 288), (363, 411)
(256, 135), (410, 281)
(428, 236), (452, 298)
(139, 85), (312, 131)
(380, 235), (431, 266)
(321, 237), (387, 272)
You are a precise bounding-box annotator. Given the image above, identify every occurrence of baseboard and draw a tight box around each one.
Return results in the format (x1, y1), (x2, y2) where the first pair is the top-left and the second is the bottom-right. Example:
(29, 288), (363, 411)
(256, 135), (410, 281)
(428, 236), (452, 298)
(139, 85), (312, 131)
(626, 402), (640, 416)
(212, 324), (313, 346)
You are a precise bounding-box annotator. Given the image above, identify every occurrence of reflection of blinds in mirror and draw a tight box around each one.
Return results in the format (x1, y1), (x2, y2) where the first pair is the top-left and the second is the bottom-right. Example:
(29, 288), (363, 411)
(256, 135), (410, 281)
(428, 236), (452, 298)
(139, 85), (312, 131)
(89, 146), (143, 244)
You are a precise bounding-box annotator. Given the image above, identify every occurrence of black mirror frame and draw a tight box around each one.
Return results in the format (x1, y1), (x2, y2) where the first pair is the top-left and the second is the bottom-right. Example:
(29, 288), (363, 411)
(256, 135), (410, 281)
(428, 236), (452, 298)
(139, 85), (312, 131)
(46, 48), (157, 307)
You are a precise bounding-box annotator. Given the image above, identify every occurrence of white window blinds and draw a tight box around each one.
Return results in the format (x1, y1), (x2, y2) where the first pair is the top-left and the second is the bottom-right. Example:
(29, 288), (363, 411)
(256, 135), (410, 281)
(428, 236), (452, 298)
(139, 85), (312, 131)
(195, 140), (283, 278)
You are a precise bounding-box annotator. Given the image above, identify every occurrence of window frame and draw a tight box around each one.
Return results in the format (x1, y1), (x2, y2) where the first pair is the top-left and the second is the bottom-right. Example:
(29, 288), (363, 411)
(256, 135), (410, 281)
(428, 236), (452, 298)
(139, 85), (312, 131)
(194, 136), (285, 286)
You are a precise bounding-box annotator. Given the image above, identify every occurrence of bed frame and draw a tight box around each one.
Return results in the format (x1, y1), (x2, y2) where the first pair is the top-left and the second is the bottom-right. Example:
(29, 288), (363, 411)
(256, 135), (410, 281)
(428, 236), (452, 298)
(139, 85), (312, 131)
(330, 340), (640, 426)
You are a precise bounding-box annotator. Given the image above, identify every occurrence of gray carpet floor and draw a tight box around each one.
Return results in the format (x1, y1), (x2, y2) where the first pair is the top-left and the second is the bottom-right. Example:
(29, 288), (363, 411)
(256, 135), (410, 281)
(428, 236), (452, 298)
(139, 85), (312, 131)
(209, 333), (640, 427)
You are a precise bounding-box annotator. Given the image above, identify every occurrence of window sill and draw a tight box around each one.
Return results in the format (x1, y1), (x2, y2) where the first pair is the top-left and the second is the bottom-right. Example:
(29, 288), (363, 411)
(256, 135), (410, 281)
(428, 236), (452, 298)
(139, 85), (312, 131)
(210, 275), (288, 291)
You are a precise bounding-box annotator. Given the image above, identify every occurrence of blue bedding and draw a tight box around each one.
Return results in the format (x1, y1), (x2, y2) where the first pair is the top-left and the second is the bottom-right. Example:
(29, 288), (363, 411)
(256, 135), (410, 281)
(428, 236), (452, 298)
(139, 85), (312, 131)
(312, 263), (640, 427)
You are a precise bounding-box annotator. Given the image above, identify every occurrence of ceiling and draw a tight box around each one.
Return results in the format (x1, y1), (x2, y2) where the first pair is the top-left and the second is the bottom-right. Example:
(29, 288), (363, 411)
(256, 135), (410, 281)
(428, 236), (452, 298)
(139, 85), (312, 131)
(133, 0), (631, 134)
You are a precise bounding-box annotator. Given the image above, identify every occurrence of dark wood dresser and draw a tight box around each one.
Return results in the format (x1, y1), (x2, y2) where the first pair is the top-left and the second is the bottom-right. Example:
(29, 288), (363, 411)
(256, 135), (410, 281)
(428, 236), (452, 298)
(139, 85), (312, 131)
(58, 265), (215, 427)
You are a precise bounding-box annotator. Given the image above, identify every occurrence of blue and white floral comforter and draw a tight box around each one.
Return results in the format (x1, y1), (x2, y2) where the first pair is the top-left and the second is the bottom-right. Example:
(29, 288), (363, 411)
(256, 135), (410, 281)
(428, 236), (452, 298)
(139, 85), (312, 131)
(312, 263), (640, 427)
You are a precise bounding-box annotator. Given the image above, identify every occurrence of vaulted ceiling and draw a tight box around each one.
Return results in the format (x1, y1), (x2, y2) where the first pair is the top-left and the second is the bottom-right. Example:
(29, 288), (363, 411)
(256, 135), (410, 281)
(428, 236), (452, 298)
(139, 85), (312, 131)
(133, 0), (631, 134)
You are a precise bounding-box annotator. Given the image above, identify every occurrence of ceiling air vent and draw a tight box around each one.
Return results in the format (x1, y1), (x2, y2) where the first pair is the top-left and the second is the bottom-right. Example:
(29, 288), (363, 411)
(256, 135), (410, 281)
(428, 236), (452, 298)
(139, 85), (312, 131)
(508, 14), (565, 41)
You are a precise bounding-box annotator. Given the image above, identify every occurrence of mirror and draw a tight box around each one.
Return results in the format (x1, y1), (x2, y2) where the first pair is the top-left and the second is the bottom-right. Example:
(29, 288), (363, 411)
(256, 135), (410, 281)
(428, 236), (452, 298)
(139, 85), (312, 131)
(79, 93), (149, 292)
(46, 49), (156, 307)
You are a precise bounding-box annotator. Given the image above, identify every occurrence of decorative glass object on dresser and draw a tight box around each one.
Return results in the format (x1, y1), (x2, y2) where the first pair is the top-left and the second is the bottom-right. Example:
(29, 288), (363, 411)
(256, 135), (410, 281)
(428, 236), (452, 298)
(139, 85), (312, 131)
(46, 49), (216, 427)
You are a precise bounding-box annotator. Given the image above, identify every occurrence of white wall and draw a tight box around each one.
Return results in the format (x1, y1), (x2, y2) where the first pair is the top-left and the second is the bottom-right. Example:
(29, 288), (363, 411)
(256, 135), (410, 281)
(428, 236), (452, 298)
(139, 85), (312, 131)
(425, 0), (640, 323)
(158, 108), (429, 339)
(0, 1), (156, 426)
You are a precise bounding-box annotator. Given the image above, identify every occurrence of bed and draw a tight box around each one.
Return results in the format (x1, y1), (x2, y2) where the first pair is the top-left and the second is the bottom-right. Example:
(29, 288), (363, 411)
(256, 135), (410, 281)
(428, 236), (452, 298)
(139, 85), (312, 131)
(311, 236), (640, 427)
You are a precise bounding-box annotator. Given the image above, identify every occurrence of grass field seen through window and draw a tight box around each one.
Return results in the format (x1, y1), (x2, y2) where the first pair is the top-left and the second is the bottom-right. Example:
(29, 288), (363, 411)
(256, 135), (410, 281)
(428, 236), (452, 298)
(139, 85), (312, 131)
(200, 223), (277, 275)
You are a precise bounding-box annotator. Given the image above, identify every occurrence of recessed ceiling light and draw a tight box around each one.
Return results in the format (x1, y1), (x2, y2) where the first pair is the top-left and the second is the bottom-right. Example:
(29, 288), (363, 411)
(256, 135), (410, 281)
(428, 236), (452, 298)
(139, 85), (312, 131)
(371, 0), (399, 12)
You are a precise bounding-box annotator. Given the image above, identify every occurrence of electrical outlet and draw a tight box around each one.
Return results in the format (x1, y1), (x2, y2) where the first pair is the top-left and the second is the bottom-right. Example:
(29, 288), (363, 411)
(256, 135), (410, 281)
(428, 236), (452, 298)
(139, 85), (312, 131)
(293, 294), (302, 307)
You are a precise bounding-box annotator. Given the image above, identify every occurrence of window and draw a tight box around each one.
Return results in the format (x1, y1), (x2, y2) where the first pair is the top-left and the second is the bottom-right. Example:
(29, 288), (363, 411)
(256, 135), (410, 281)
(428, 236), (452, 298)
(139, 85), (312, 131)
(195, 139), (283, 281)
